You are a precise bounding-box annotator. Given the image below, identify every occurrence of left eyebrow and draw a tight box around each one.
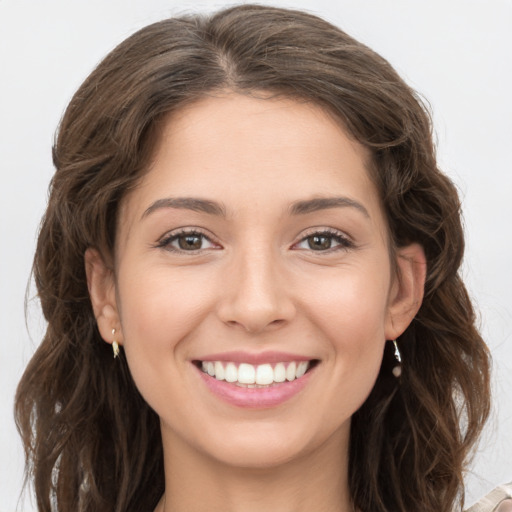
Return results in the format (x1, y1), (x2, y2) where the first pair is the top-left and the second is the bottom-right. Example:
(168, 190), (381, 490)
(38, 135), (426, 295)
(289, 196), (370, 218)
(141, 197), (226, 220)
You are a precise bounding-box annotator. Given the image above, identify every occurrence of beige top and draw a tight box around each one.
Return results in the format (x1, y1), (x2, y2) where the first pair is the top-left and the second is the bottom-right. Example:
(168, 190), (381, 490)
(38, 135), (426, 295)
(466, 483), (512, 512)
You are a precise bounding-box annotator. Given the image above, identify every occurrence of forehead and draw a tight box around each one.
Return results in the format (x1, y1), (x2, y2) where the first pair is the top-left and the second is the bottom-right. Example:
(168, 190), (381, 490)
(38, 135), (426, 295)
(158, 92), (367, 164)
(119, 93), (384, 230)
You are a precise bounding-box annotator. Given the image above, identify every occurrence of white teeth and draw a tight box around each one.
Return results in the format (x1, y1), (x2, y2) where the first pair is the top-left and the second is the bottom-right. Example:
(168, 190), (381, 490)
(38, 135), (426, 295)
(256, 364), (274, 385)
(238, 363), (256, 384)
(200, 360), (313, 386)
(274, 362), (286, 382)
(214, 361), (225, 381)
(286, 362), (296, 381)
(296, 361), (308, 378)
(225, 362), (238, 383)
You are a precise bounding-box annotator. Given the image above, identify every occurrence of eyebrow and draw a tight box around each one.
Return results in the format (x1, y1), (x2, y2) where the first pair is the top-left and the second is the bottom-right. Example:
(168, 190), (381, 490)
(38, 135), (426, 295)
(141, 197), (226, 219)
(141, 195), (369, 220)
(289, 196), (370, 218)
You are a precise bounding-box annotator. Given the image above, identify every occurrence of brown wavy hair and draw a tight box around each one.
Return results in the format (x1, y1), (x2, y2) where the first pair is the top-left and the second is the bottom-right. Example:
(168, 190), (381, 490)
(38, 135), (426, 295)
(15, 5), (491, 512)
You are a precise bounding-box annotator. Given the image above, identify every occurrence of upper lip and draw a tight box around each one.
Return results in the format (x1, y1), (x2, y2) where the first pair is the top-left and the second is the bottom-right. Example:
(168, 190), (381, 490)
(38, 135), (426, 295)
(193, 351), (315, 365)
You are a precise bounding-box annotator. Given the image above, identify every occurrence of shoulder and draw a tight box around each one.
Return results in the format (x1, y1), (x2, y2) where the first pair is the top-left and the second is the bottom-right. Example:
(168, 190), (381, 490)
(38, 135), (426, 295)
(465, 483), (512, 512)
(495, 499), (512, 512)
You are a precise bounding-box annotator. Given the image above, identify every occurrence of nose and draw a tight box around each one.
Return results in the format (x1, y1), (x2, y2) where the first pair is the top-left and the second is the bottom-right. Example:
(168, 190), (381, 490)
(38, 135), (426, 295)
(216, 247), (296, 334)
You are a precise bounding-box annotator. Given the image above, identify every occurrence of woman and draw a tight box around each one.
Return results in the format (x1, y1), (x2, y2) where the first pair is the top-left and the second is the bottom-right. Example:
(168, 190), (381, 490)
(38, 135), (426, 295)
(14, 4), (507, 512)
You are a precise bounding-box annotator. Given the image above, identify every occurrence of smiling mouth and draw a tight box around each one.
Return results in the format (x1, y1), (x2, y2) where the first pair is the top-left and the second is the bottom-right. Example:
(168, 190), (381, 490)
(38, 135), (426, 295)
(194, 360), (319, 388)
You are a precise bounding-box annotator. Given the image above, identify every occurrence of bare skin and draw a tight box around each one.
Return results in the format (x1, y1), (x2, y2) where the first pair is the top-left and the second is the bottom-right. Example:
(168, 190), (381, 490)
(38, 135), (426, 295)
(153, 430), (350, 512)
(86, 93), (426, 512)
(497, 499), (512, 512)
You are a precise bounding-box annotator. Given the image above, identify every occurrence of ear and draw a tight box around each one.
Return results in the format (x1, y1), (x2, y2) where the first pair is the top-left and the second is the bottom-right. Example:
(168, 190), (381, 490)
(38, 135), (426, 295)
(84, 248), (124, 347)
(385, 243), (427, 340)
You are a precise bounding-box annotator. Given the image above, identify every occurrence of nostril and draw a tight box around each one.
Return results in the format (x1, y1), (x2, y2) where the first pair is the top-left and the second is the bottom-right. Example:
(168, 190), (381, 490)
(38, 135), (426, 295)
(224, 318), (287, 333)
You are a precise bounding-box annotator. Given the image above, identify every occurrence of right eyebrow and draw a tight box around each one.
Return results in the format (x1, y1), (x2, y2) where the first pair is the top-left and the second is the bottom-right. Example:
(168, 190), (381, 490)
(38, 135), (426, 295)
(289, 196), (370, 218)
(141, 197), (226, 220)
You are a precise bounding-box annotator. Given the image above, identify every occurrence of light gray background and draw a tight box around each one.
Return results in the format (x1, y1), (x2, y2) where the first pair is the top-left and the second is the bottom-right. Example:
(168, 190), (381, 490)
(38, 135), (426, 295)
(1, 1), (511, 510)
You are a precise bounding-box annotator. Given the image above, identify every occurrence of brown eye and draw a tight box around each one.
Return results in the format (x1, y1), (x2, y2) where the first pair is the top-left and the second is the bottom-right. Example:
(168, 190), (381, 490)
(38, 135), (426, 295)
(307, 235), (333, 251)
(293, 230), (354, 253)
(178, 234), (203, 250)
(158, 230), (218, 252)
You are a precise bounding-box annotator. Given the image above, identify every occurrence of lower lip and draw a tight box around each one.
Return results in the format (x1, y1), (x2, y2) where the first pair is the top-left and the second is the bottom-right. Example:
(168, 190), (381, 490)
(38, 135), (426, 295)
(195, 365), (315, 409)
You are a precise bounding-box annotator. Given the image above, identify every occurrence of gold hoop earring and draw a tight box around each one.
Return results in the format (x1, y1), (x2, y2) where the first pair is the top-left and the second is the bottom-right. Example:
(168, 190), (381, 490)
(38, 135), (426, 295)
(112, 328), (120, 359)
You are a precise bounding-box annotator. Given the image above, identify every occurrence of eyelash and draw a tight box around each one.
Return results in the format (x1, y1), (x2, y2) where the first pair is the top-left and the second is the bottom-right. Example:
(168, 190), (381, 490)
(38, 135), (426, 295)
(155, 229), (220, 253)
(292, 228), (355, 253)
(155, 228), (354, 254)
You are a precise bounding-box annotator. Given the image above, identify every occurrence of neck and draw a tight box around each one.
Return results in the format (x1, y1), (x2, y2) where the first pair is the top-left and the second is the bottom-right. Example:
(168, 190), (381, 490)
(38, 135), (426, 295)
(156, 425), (353, 512)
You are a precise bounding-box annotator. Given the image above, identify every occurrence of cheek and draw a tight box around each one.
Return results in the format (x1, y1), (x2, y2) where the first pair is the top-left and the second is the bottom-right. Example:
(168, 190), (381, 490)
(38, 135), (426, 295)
(299, 262), (390, 394)
(118, 263), (211, 340)
(302, 260), (391, 342)
(115, 265), (214, 395)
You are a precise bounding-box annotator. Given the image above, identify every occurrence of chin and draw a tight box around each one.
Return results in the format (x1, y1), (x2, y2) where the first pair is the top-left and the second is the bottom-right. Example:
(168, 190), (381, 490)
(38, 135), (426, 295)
(188, 418), (349, 471)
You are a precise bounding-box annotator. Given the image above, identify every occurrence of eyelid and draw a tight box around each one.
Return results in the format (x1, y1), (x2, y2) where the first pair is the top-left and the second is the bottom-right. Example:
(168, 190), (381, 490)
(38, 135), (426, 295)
(155, 227), (222, 253)
(291, 227), (355, 251)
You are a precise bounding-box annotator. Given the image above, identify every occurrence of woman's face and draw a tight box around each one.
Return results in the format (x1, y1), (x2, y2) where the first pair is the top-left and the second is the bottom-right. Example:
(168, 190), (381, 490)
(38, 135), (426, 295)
(88, 93), (424, 469)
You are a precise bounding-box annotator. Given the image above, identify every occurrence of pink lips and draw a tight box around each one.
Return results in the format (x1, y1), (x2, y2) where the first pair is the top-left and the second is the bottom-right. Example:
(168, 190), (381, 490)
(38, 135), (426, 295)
(193, 351), (316, 409)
